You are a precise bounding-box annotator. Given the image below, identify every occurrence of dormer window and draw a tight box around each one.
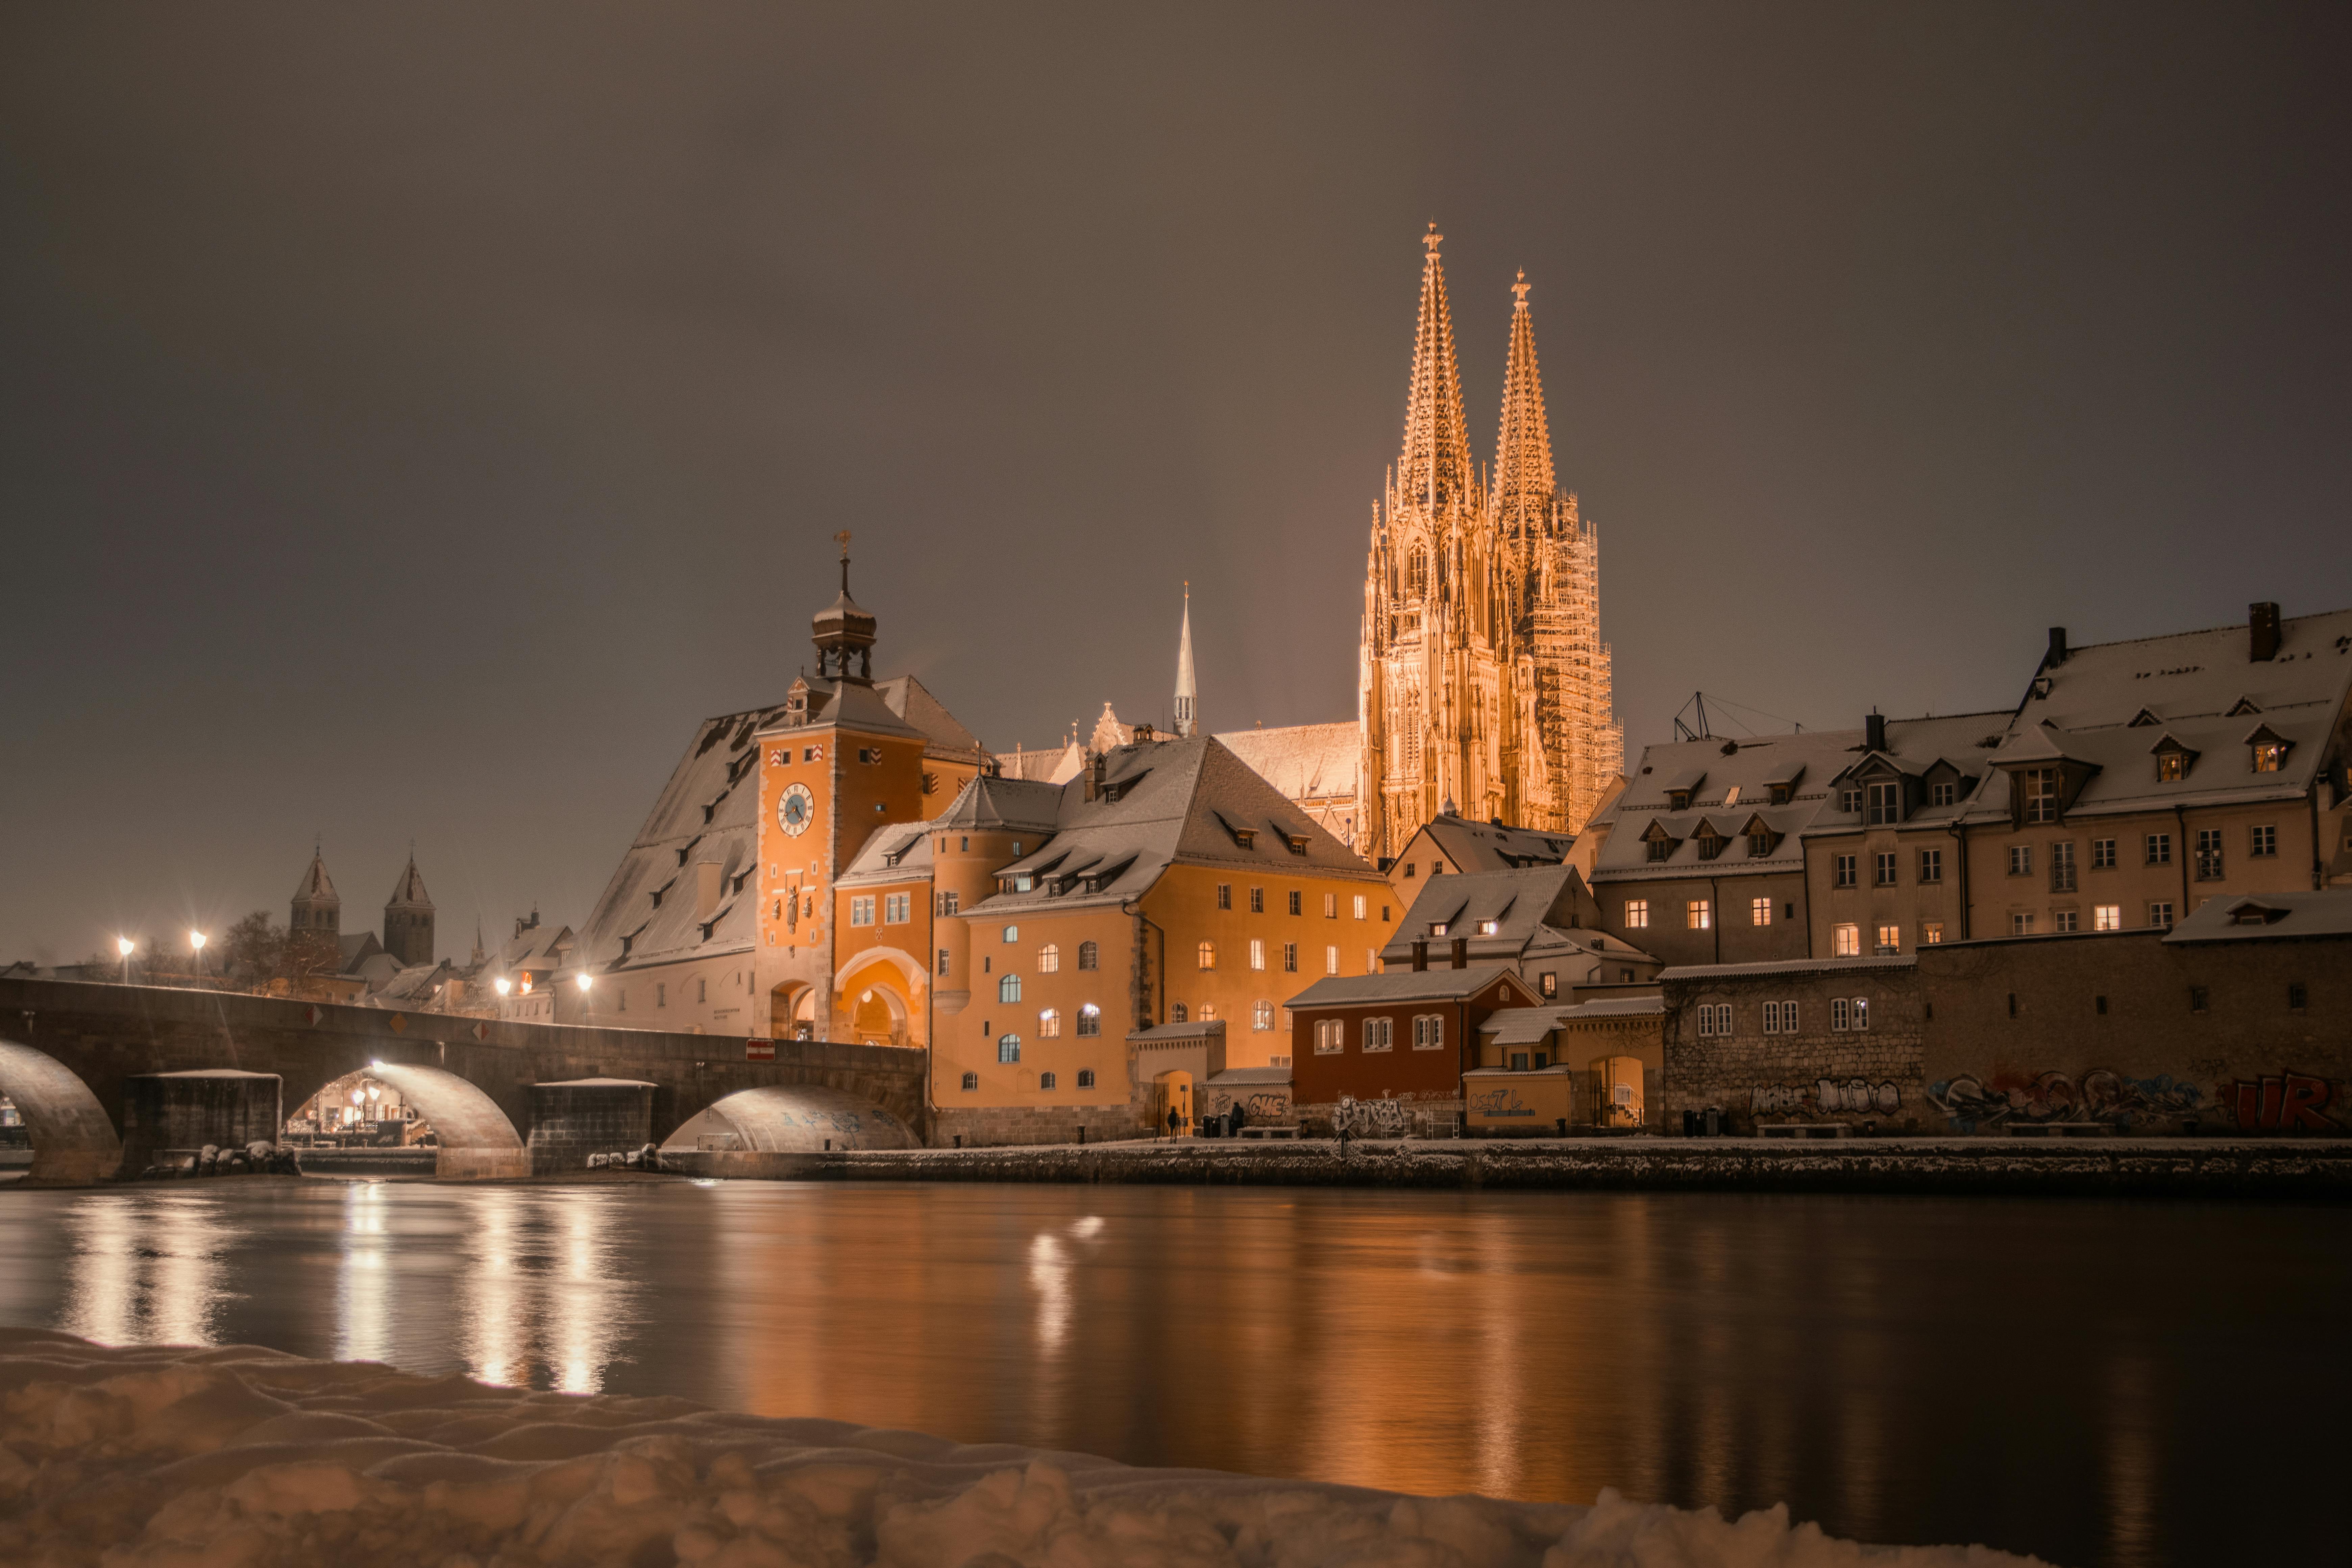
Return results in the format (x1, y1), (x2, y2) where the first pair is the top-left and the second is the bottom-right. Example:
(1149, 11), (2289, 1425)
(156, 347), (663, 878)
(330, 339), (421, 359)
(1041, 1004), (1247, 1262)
(1667, 788), (1694, 811)
(1722, 785), (1741, 806)
(2024, 767), (2059, 823)
(1866, 781), (1901, 825)
(1641, 820), (1677, 863)
(1477, 920), (1499, 936)
(2246, 725), (2290, 773)
(1930, 781), (1956, 807)
(1769, 783), (1792, 806)
(2151, 734), (2197, 782)
(1430, 922), (1449, 936)
(2128, 708), (2161, 728)
(1285, 833), (1310, 856)
(1694, 825), (1726, 861)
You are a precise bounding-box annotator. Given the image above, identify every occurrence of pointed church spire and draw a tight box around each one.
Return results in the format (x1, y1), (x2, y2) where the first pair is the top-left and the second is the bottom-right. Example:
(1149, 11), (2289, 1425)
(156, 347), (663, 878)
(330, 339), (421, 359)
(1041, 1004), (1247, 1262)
(1492, 269), (1559, 540)
(1396, 224), (1475, 516)
(1172, 582), (1198, 737)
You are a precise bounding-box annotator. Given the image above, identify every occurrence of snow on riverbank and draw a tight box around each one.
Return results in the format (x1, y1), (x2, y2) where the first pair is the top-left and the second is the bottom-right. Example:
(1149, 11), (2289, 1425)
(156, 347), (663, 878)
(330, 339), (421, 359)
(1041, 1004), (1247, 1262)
(0, 1330), (2051, 1567)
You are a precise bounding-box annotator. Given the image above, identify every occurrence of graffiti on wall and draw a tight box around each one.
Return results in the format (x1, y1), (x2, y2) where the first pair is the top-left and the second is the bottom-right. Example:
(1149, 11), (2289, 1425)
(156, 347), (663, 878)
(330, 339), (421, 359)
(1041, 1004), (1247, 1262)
(1204, 1088), (1292, 1121)
(2226, 1073), (2339, 1132)
(1747, 1079), (1901, 1118)
(1469, 1086), (1535, 1119)
(1925, 1069), (2201, 1133)
(1332, 1095), (1413, 1136)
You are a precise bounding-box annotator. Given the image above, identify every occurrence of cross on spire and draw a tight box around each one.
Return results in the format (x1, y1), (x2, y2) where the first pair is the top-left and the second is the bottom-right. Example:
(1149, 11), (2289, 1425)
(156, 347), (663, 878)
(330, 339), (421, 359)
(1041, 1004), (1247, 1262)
(1512, 269), (1530, 310)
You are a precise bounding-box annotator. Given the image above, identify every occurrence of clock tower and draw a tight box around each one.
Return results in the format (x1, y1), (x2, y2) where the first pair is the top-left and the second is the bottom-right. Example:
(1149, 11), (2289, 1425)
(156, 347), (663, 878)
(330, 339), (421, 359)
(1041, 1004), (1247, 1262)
(754, 536), (940, 1040)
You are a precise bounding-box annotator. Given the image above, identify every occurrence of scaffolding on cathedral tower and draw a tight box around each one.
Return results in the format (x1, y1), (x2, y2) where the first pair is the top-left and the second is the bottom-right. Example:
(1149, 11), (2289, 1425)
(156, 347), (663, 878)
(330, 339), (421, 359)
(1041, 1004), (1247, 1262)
(1358, 226), (1621, 860)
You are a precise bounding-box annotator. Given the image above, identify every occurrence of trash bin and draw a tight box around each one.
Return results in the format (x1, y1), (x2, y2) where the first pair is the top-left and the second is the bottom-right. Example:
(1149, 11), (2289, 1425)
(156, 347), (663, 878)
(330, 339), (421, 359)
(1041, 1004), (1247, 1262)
(1702, 1105), (1721, 1137)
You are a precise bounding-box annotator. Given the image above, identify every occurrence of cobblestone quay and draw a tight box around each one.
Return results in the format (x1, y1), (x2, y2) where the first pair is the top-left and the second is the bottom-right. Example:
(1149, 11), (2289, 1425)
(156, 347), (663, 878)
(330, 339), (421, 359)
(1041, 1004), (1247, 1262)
(780, 1135), (2352, 1199)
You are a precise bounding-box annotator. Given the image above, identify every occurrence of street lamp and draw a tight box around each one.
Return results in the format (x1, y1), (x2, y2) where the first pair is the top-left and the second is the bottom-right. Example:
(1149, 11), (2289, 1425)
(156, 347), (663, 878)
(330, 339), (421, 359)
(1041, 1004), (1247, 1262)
(189, 930), (206, 977)
(116, 936), (134, 984)
(494, 976), (513, 996)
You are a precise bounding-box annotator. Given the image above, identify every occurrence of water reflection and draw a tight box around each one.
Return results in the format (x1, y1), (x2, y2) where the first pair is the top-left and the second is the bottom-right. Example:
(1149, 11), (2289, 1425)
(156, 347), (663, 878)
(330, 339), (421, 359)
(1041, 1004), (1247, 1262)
(0, 1182), (2341, 1568)
(59, 1191), (238, 1346)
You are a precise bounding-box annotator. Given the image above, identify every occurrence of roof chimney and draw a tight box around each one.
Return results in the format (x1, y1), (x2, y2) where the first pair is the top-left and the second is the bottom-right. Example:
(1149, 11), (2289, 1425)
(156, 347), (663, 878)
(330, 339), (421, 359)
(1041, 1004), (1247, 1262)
(2249, 601), (2281, 662)
(1449, 937), (1467, 970)
(1083, 751), (1104, 803)
(2046, 627), (2068, 668)
(1411, 939), (1428, 972)
(1865, 711), (1887, 753)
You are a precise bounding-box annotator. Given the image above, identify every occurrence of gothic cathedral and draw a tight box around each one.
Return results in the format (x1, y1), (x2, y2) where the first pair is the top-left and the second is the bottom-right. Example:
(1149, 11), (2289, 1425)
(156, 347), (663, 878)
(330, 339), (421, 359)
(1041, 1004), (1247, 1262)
(1358, 226), (1621, 858)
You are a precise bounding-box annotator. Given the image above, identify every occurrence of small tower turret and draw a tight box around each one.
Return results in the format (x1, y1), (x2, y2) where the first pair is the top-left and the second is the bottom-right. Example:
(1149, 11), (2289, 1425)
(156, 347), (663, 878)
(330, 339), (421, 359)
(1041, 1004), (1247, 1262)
(810, 530), (878, 682)
(1172, 583), (1198, 738)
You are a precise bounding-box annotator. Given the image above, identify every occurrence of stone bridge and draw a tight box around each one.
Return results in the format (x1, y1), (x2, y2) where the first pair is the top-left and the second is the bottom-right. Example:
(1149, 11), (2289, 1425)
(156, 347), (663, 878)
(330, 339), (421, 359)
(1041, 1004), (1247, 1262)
(0, 976), (928, 1184)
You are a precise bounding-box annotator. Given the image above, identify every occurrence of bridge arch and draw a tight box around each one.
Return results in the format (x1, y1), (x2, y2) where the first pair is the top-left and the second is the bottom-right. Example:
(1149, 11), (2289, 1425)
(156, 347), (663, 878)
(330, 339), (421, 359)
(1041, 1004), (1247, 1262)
(363, 1063), (528, 1180)
(661, 1084), (917, 1175)
(0, 1039), (122, 1185)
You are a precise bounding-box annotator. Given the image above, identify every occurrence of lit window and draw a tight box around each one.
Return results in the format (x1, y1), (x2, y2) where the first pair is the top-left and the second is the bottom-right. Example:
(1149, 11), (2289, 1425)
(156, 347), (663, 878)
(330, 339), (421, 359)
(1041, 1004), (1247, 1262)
(1686, 900), (1711, 930)
(2095, 905), (2121, 931)
(1200, 1003), (1216, 1021)
(998, 974), (1022, 1003)
(1077, 1004), (1100, 1037)
(1077, 941), (1098, 971)
(1324, 893), (1338, 917)
(1254, 1000), (1275, 1030)
(1039, 1071), (1057, 1090)
(1751, 897), (1772, 926)
(1250, 938), (1265, 971)
(997, 1034), (1020, 1063)
(1624, 900), (1649, 929)
(1921, 921), (1944, 945)
(1039, 1008), (1060, 1037)
(1314, 1020), (1343, 1055)
(1366, 948), (1377, 972)
(1325, 945), (1339, 975)
(1539, 971), (1557, 998)
(1354, 895), (1368, 919)
(1875, 924), (1901, 955)
(1477, 920), (1499, 936)
(1363, 1017), (1393, 1051)
(1833, 924), (1860, 956)
(1198, 941), (1216, 969)
(2251, 741), (2286, 773)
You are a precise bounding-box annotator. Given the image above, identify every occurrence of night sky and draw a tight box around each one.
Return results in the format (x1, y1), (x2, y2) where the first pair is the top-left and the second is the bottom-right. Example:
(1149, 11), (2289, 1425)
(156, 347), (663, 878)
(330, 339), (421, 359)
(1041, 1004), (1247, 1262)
(4, 4), (2347, 962)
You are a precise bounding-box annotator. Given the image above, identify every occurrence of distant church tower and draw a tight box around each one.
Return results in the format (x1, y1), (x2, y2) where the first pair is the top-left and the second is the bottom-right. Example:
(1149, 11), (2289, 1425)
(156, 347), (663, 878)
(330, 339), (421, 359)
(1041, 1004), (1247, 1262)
(383, 853), (436, 966)
(290, 847), (341, 937)
(1172, 584), (1199, 737)
(1358, 227), (1620, 859)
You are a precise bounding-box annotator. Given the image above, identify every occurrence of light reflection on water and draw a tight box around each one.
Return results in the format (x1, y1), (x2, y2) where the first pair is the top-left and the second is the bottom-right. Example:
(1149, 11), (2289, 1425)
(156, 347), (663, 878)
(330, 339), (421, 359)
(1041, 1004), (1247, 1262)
(0, 1180), (2342, 1568)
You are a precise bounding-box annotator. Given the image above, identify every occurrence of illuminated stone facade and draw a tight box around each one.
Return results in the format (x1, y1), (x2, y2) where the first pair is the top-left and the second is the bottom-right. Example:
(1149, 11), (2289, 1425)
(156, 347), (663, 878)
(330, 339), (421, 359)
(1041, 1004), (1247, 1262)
(1359, 227), (1621, 859)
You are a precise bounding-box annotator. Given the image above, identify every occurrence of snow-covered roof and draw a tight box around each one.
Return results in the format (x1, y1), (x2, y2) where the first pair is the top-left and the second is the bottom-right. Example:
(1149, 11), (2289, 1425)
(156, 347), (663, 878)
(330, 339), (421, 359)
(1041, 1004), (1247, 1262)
(1286, 967), (1536, 1008)
(2162, 889), (2352, 943)
(1397, 812), (1573, 873)
(1215, 722), (1360, 802)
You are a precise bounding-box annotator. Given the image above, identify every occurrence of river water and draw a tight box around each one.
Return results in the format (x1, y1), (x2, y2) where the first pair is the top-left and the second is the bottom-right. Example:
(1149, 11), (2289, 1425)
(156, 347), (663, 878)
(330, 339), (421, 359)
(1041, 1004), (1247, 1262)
(0, 1179), (2339, 1568)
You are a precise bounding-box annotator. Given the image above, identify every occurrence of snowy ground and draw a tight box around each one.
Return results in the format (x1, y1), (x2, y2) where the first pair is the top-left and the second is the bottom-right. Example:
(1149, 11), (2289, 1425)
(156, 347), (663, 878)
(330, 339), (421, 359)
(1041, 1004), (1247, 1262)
(0, 1329), (2053, 1567)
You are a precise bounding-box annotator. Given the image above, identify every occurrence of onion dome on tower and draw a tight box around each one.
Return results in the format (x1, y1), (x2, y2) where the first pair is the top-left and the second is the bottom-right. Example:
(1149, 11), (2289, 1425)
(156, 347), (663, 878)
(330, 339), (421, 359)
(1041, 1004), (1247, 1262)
(811, 529), (878, 682)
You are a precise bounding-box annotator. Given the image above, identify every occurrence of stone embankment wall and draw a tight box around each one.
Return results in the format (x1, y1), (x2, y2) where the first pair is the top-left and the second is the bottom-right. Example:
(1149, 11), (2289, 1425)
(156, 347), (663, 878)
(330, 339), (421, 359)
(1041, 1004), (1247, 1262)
(806, 1136), (2352, 1198)
(930, 1104), (1150, 1149)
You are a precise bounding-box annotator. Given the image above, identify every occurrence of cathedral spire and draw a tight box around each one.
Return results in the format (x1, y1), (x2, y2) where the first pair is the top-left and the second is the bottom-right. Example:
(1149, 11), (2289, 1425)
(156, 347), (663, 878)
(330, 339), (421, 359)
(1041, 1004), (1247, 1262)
(1396, 224), (1475, 516)
(1172, 582), (1198, 737)
(1492, 269), (1558, 540)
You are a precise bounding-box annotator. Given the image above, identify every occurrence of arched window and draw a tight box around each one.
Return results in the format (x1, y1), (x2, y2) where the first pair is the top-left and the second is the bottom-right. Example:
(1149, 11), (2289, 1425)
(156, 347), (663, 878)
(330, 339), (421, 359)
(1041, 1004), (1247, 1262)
(1170, 1002), (1188, 1023)
(1037, 943), (1060, 973)
(1253, 1000), (1275, 1031)
(1407, 546), (1428, 598)
(1039, 1071), (1058, 1091)
(1039, 1007), (1061, 1037)
(997, 1034), (1021, 1063)
(960, 1071), (978, 1091)
(1002, 925), (1019, 944)
(1076, 1003), (1101, 1037)
(1077, 940), (1098, 971)
(1077, 1069), (1096, 1088)
(1197, 940), (1216, 970)
(1199, 1003), (1217, 1021)
(998, 974), (1022, 1003)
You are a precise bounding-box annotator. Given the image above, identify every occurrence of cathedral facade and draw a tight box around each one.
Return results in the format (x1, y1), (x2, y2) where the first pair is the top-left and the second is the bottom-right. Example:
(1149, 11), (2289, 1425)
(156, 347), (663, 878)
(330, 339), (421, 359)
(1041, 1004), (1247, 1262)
(1357, 226), (1621, 860)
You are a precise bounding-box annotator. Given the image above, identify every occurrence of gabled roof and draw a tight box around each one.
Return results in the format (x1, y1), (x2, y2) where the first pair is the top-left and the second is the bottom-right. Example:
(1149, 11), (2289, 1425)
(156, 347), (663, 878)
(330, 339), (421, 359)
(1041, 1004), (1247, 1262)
(1216, 722), (1361, 803)
(971, 735), (1385, 917)
(1399, 812), (1574, 872)
(1592, 729), (1863, 880)
(1960, 605), (2352, 822)
(1377, 867), (1656, 967)
(933, 773), (1064, 834)
(2162, 889), (2352, 943)
(837, 822), (936, 888)
(873, 675), (983, 760)
(1287, 966), (1537, 1008)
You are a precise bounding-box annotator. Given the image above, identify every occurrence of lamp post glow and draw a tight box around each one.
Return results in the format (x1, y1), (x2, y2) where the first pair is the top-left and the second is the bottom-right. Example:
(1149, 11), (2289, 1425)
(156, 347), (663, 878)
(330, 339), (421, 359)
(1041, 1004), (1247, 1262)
(116, 936), (134, 984)
(189, 929), (206, 977)
(494, 977), (513, 997)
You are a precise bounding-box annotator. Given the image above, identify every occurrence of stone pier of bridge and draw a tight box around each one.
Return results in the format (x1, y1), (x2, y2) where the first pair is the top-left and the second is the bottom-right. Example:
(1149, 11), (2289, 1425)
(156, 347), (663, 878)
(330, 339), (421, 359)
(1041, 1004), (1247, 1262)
(0, 976), (927, 1185)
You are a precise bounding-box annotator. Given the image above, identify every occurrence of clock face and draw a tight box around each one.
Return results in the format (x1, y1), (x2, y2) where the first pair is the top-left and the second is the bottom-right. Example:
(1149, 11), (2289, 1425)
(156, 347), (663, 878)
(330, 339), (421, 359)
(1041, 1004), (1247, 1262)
(778, 783), (814, 836)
